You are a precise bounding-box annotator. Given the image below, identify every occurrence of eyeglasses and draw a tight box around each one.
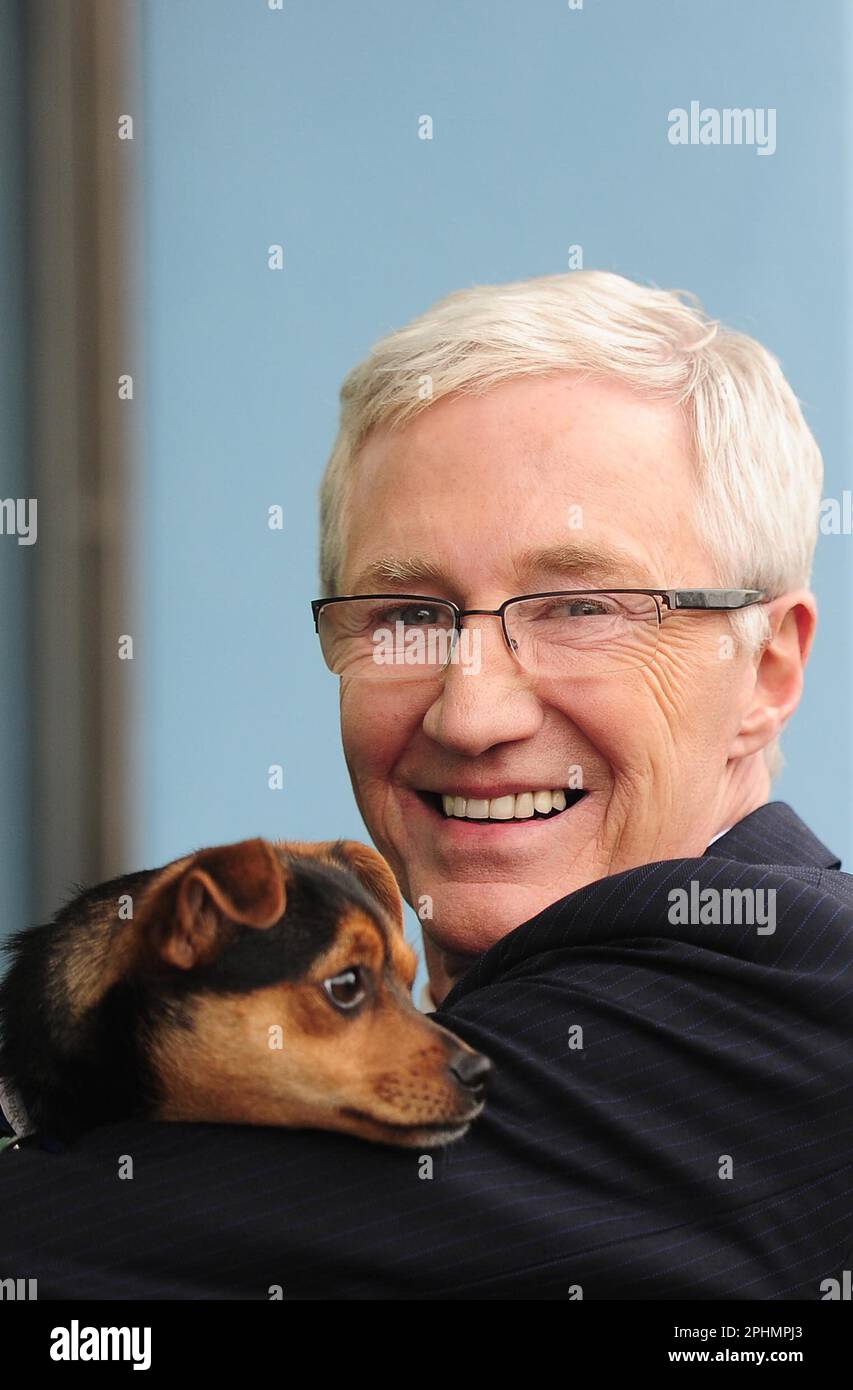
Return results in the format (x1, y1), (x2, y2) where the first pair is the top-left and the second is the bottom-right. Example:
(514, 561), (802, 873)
(310, 588), (769, 681)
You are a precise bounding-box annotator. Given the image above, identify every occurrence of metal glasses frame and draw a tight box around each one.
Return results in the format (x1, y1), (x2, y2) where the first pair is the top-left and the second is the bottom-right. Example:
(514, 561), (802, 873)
(311, 588), (769, 666)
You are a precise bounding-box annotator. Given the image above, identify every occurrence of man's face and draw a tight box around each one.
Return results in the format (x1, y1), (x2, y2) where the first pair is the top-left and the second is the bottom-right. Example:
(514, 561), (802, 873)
(336, 373), (761, 961)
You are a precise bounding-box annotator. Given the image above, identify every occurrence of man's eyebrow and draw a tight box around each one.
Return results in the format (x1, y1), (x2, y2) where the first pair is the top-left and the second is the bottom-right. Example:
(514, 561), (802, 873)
(350, 542), (649, 592)
(514, 541), (649, 583)
(351, 555), (449, 590)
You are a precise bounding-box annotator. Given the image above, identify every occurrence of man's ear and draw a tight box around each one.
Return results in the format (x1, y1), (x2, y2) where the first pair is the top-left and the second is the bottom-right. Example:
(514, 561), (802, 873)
(143, 838), (287, 971)
(729, 591), (818, 758)
(273, 838), (405, 935)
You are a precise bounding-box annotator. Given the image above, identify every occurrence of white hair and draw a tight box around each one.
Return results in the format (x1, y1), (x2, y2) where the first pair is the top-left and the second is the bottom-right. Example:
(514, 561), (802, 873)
(318, 271), (824, 779)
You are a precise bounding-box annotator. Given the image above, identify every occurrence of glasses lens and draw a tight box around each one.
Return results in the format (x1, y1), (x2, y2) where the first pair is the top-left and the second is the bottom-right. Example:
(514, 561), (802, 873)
(317, 598), (458, 679)
(505, 592), (660, 676)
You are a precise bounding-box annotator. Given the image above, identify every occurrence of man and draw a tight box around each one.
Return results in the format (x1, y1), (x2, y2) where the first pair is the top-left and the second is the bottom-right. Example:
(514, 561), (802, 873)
(1, 271), (851, 1298)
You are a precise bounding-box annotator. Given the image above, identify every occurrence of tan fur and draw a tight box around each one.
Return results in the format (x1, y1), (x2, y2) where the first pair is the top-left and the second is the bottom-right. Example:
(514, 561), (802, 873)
(149, 904), (484, 1145)
(42, 837), (488, 1147)
(273, 839), (405, 935)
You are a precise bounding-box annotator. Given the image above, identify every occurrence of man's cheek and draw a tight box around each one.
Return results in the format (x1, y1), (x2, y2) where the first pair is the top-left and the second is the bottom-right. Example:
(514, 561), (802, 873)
(631, 638), (731, 752)
(589, 707), (688, 847)
(578, 686), (673, 780)
(341, 689), (393, 772)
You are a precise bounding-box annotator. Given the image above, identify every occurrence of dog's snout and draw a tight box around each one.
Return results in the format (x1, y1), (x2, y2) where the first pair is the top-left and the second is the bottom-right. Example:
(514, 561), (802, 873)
(448, 1048), (492, 1092)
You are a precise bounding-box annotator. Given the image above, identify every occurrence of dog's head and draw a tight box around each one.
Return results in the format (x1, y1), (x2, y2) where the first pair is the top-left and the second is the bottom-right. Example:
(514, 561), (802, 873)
(133, 837), (490, 1148)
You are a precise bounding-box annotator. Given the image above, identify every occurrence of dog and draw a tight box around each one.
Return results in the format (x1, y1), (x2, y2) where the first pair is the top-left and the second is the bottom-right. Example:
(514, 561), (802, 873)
(0, 837), (491, 1149)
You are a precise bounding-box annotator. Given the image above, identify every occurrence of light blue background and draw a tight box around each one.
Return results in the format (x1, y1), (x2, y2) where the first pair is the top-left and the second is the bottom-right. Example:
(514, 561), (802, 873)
(128, 0), (852, 983)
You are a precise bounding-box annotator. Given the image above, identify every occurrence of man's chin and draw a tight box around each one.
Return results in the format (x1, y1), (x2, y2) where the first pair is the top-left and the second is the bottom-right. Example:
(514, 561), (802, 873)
(420, 878), (579, 962)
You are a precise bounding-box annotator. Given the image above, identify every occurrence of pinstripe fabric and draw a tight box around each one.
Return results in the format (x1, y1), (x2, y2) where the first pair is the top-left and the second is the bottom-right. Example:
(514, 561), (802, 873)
(0, 800), (850, 1300)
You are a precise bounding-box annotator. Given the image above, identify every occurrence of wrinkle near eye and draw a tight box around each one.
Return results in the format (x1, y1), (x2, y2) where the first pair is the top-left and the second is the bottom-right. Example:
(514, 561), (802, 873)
(650, 620), (714, 681)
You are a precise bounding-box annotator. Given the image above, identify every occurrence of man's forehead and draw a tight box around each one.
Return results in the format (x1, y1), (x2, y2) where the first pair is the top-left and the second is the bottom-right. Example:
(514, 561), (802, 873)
(357, 372), (690, 458)
(342, 376), (702, 589)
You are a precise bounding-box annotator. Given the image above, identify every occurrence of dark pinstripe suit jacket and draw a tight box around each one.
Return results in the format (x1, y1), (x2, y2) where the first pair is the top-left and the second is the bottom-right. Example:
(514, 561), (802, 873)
(1, 800), (851, 1300)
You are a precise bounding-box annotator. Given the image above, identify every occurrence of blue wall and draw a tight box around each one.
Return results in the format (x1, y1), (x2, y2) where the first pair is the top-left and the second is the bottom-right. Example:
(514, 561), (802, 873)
(136, 0), (852, 979)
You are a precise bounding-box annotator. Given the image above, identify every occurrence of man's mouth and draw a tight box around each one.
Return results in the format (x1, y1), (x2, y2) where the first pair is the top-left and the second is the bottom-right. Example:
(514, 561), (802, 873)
(417, 787), (588, 823)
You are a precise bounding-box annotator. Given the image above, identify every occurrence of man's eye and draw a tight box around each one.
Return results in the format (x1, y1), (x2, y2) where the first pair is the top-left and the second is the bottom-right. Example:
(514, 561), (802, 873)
(376, 604), (444, 627)
(533, 597), (613, 619)
(563, 600), (610, 617)
(323, 967), (366, 1010)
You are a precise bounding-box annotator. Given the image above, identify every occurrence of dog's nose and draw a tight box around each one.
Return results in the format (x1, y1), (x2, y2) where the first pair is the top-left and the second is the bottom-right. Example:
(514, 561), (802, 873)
(448, 1049), (492, 1092)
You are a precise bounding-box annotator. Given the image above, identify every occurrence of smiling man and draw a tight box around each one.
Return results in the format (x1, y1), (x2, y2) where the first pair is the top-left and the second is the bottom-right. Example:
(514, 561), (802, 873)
(1, 271), (851, 1301)
(315, 274), (821, 1005)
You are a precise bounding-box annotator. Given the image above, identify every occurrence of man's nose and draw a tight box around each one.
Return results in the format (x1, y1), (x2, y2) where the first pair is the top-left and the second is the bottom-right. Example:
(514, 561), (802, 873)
(421, 617), (543, 754)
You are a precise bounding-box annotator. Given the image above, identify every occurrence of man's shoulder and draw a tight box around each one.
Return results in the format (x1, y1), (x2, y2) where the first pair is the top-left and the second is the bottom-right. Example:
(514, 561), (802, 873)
(440, 802), (852, 1012)
(711, 800), (843, 875)
(699, 798), (853, 911)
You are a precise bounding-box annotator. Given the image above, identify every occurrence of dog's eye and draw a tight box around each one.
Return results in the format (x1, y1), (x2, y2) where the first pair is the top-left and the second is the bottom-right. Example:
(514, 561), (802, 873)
(323, 967), (366, 1011)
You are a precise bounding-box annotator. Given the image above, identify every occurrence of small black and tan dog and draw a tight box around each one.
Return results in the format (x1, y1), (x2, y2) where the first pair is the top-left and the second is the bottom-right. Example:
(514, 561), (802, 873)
(0, 837), (490, 1148)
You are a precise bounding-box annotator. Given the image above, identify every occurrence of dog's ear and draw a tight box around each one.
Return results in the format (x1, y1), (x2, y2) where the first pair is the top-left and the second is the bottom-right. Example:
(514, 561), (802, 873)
(145, 838), (287, 971)
(272, 838), (405, 935)
(327, 841), (405, 936)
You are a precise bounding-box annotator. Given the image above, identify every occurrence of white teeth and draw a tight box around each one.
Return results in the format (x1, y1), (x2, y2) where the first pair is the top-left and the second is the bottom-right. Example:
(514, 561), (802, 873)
(438, 787), (577, 820)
